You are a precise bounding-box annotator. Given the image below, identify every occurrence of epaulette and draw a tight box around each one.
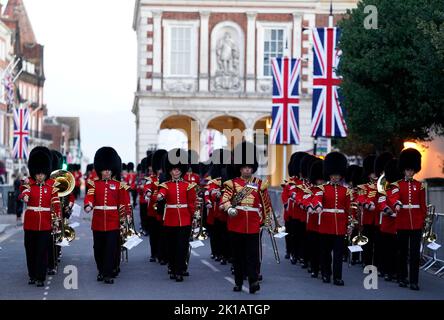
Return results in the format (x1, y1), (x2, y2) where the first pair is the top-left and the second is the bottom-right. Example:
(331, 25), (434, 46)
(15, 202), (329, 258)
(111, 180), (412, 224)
(421, 182), (426, 190)
(154, 181), (159, 186)
(87, 179), (95, 188)
(317, 184), (325, 192)
(187, 182), (197, 191)
(159, 182), (168, 189)
(390, 181), (400, 188)
(346, 188), (353, 196)
(120, 182), (130, 191)
(368, 190), (377, 198)
(223, 180), (233, 190)
(357, 184), (367, 190)
(261, 179), (270, 191)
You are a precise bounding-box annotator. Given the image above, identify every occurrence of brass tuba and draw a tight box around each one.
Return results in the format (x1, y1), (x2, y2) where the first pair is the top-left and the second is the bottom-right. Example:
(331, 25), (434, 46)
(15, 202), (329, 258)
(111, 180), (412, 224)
(50, 170), (76, 243)
(376, 174), (389, 195)
(423, 204), (437, 243)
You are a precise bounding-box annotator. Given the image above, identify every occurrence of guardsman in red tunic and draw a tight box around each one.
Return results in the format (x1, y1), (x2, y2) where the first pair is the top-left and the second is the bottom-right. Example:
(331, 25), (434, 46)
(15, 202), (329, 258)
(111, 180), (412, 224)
(20, 147), (61, 287)
(73, 164), (82, 199)
(221, 142), (272, 294)
(282, 152), (307, 264)
(157, 149), (196, 282)
(137, 156), (150, 236)
(84, 147), (131, 284)
(346, 165), (364, 265)
(145, 149), (168, 264)
(125, 162), (138, 208)
(303, 159), (324, 278)
(205, 149), (230, 265)
(85, 164), (98, 194)
(392, 148), (426, 290)
(314, 152), (352, 286)
(377, 158), (402, 282)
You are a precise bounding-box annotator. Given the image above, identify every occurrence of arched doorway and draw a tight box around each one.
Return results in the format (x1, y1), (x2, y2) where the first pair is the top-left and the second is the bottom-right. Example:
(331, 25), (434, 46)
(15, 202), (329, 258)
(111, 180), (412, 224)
(159, 115), (199, 151)
(205, 115), (246, 154)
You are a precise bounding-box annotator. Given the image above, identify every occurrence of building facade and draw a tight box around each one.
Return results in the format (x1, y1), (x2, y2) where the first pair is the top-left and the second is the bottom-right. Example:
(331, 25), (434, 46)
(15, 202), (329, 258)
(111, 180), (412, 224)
(132, 0), (358, 184)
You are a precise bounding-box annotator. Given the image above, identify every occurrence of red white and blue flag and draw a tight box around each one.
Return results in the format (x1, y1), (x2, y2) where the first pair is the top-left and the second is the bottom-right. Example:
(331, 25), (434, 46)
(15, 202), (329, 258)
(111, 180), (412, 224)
(12, 105), (30, 160)
(270, 57), (301, 145)
(311, 27), (347, 138)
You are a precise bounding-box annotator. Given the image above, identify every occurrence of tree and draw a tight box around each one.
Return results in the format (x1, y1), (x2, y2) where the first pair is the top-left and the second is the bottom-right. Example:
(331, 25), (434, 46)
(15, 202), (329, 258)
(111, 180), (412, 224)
(337, 0), (444, 154)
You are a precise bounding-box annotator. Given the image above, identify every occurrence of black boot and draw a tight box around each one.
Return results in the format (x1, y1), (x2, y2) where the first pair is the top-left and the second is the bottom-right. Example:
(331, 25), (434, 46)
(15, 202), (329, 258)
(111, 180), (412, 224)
(233, 285), (242, 292)
(249, 281), (260, 294)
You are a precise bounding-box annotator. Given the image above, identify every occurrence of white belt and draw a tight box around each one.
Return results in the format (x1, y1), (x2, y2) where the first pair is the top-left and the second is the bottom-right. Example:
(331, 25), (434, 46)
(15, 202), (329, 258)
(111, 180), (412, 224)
(166, 204), (188, 209)
(27, 206), (51, 212)
(402, 204), (420, 209)
(235, 206), (260, 213)
(94, 206), (118, 210)
(323, 209), (345, 213)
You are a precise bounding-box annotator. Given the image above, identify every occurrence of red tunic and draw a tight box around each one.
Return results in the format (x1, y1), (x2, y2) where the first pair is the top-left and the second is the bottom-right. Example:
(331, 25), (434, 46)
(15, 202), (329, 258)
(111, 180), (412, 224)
(376, 186), (397, 234)
(221, 177), (270, 234)
(20, 179), (61, 231)
(158, 179), (197, 227)
(84, 179), (131, 231)
(204, 178), (226, 223)
(125, 172), (137, 190)
(391, 179), (426, 231)
(314, 183), (352, 236)
(281, 177), (298, 222)
(304, 185), (321, 233)
(356, 182), (377, 226)
(144, 175), (160, 220)
(184, 172), (200, 184)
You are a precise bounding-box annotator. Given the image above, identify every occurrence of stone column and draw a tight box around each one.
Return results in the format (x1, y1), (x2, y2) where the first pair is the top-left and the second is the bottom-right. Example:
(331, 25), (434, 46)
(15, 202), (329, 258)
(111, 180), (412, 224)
(152, 10), (162, 91)
(199, 11), (210, 92)
(246, 11), (257, 93)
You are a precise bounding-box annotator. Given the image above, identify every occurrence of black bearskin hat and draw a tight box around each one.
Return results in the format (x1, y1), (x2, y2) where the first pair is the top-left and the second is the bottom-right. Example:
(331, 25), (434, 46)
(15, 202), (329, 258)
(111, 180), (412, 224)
(28, 148), (52, 179)
(300, 154), (317, 179)
(288, 152), (308, 178)
(146, 150), (153, 158)
(188, 150), (200, 173)
(375, 152), (393, 176)
(363, 155), (376, 178)
(309, 160), (324, 184)
(209, 149), (231, 179)
(323, 152), (348, 178)
(30, 146), (53, 172)
(233, 141), (258, 175)
(145, 153), (153, 170)
(152, 149), (167, 173)
(345, 165), (360, 184)
(140, 157), (147, 174)
(122, 163), (127, 171)
(127, 162), (134, 171)
(51, 150), (63, 171)
(164, 148), (188, 178)
(94, 147), (121, 179)
(399, 148), (421, 173)
(350, 166), (364, 187)
(86, 164), (94, 173)
(385, 158), (402, 183)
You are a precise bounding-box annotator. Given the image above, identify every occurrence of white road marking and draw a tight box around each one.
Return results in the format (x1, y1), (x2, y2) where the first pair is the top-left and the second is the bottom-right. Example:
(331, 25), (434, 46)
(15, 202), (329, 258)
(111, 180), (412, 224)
(190, 250), (200, 257)
(224, 276), (249, 293)
(44, 292), (48, 296)
(201, 259), (220, 272)
(45, 286), (49, 290)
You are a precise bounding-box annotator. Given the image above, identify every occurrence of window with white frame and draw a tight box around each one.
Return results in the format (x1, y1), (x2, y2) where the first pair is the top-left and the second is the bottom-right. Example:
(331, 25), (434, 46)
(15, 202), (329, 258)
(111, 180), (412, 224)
(170, 26), (192, 76)
(263, 28), (285, 76)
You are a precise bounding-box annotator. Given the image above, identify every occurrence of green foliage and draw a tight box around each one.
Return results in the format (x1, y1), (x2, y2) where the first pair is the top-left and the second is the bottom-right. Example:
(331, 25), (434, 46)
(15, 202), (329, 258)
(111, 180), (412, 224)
(337, 0), (444, 154)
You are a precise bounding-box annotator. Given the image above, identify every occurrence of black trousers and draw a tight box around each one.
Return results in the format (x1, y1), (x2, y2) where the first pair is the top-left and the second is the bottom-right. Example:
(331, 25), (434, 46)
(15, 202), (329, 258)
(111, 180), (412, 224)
(146, 216), (160, 258)
(306, 231), (320, 274)
(362, 224), (376, 266)
(24, 230), (51, 281)
(284, 220), (293, 255)
(207, 224), (215, 256)
(139, 203), (148, 232)
(230, 232), (260, 286)
(294, 220), (307, 261)
(213, 219), (229, 260)
(74, 186), (80, 199)
(93, 230), (120, 278)
(320, 234), (344, 280)
(158, 223), (169, 263)
(47, 234), (57, 270)
(373, 228), (383, 270)
(164, 226), (191, 275)
(288, 219), (298, 258)
(131, 190), (138, 206)
(397, 229), (421, 285)
(380, 232), (398, 277)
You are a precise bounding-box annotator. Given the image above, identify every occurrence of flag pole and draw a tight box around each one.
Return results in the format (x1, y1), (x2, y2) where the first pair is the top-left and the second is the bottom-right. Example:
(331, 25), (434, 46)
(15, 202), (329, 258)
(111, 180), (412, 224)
(327, 0), (334, 152)
(282, 39), (291, 181)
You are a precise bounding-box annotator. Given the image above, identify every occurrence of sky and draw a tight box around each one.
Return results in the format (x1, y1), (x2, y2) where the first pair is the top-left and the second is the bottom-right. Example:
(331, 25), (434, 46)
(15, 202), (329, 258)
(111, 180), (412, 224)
(4, 0), (138, 164)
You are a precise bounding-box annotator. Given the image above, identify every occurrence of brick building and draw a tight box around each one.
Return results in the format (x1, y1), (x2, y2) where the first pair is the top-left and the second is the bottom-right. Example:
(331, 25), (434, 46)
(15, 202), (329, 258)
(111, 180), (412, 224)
(132, 0), (358, 185)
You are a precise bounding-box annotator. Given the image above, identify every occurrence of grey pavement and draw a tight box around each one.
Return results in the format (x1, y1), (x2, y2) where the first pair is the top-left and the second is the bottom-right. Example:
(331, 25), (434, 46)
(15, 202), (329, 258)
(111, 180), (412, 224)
(1, 201), (444, 300)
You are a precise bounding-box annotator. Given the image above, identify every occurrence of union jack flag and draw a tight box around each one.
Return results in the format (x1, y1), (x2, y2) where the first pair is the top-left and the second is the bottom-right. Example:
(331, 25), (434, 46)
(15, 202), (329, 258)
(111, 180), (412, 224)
(270, 57), (301, 145)
(12, 105), (30, 160)
(311, 27), (347, 138)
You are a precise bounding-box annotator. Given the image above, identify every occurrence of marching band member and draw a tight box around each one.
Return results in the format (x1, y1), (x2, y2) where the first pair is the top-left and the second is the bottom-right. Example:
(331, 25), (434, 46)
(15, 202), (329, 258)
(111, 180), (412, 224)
(184, 150), (201, 184)
(157, 149), (196, 282)
(84, 147), (131, 284)
(221, 142), (272, 294)
(73, 164), (82, 199)
(20, 147), (61, 287)
(392, 148), (426, 290)
(304, 159), (324, 278)
(281, 152), (304, 261)
(377, 158), (402, 282)
(373, 152), (394, 273)
(314, 152), (352, 286)
(137, 157), (149, 236)
(348, 165), (364, 265)
(126, 162), (138, 208)
(358, 155), (377, 267)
